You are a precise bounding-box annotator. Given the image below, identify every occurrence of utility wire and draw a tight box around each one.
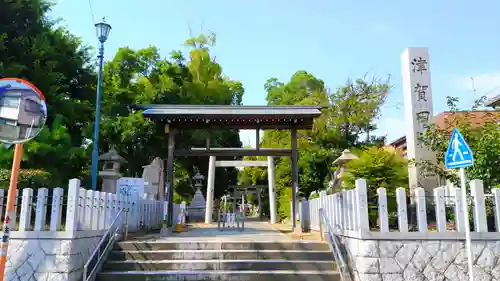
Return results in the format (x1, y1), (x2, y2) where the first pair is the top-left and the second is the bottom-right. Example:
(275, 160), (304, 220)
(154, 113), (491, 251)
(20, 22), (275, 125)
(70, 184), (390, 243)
(469, 76), (500, 99)
(485, 85), (500, 98)
(87, 0), (96, 24)
(470, 77), (477, 97)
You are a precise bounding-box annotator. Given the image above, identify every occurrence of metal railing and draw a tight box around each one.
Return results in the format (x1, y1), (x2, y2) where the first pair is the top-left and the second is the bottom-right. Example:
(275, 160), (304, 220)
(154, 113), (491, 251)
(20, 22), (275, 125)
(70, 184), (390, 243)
(318, 208), (351, 281)
(83, 208), (129, 281)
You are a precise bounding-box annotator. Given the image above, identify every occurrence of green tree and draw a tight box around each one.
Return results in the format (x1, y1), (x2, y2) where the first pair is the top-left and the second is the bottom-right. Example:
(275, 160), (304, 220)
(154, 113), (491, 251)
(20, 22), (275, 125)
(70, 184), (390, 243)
(317, 76), (390, 147)
(341, 147), (409, 191)
(98, 32), (243, 200)
(0, 116), (88, 186)
(239, 72), (391, 221)
(417, 96), (500, 189)
(0, 0), (96, 143)
(341, 147), (408, 227)
(0, 0), (96, 185)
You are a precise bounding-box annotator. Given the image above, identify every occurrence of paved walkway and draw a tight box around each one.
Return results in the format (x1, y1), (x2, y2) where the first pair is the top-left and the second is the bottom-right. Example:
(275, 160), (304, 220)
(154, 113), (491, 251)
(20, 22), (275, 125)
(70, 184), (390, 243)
(129, 221), (293, 242)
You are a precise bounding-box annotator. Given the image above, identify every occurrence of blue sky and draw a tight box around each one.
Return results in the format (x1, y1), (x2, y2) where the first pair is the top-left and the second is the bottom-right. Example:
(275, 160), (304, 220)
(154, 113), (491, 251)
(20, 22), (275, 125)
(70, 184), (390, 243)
(50, 0), (500, 147)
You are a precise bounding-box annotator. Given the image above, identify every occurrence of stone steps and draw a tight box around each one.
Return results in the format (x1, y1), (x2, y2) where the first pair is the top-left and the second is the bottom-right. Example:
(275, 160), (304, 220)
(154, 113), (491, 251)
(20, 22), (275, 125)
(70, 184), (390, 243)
(107, 249), (334, 260)
(114, 241), (331, 251)
(97, 241), (338, 281)
(97, 270), (341, 281)
(102, 259), (337, 271)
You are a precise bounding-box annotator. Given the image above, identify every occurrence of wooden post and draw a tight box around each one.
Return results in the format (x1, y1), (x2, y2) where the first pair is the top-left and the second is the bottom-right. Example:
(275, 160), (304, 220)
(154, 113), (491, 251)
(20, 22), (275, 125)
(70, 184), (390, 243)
(291, 126), (299, 232)
(166, 129), (175, 227)
(492, 188), (500, 232)
(396, 187), (408, 232)
(99, 191), (107, 230)
(85, 190), (94, 230)
(65, 179), (81, 232)
(415, 187), (428, 232)
(377, 188), (389, 232)
(470, 179), (487, 232)
(34, 188), (49, 231)
(19, 188), (33, 231)
(355, 179), (370, 233)
(50, 188), (64, 231)
(434, 187), (447, 232)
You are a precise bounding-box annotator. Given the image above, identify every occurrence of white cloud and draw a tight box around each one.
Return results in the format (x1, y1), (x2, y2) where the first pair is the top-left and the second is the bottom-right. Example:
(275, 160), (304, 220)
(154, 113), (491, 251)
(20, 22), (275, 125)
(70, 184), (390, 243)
(455, 72), (500, 99)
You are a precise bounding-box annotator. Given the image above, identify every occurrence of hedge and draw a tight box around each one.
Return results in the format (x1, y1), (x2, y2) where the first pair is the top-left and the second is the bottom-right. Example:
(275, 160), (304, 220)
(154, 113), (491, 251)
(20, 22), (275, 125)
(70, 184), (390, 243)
(0, 169), (55, 189)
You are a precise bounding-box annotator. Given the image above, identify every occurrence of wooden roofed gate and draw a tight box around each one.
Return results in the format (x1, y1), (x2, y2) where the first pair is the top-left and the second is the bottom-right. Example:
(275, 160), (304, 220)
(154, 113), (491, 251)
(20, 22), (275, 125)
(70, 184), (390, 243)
(138, 104), (323, 233)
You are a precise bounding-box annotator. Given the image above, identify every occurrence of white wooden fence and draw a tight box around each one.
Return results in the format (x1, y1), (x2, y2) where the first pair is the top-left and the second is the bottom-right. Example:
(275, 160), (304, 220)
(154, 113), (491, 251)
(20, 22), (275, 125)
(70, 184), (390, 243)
(0, 178), (174, 232)
(300, 178), (499, 234)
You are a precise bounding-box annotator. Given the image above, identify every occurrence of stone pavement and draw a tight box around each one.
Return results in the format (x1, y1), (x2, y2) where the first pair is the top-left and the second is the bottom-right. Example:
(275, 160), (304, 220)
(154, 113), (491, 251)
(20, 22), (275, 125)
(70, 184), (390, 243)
(129, 221), (293, 242)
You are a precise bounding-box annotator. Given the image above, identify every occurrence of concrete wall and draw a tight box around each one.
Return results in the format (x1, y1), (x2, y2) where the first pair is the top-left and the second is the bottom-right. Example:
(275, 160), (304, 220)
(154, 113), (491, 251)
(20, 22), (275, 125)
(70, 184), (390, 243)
(5, 231), (104, 281)
(339, 231), (500, 281)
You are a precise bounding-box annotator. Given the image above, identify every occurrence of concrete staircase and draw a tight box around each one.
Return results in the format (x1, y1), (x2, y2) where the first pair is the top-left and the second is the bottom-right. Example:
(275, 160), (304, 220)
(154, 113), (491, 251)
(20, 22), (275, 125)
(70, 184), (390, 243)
(96, 240), (340, 281)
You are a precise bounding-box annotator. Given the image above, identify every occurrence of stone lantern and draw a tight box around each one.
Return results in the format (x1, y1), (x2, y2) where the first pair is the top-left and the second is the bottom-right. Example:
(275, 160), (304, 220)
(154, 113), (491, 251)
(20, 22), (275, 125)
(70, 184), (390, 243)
(188, 172), (206, 222)
(99, 148), (127, 193)
(193, 172), (205, 190)
(331, 149), (359, 192)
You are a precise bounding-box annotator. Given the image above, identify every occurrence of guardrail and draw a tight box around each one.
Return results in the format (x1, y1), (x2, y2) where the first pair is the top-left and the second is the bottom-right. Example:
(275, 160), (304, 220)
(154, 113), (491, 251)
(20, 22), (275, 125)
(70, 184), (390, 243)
(82, 208), (129, 281)
(319, 208), (351, 281)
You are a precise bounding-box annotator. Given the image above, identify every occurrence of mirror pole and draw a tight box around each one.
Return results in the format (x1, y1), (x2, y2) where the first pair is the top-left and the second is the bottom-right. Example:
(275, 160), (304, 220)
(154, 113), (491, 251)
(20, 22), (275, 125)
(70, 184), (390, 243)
(0, 143), (23, 281)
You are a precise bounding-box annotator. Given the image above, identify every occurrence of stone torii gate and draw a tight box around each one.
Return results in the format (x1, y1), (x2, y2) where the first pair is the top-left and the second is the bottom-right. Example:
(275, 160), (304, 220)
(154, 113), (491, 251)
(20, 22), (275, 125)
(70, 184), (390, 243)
(228, 184), (268, 219)
(213, 160), (276, 224)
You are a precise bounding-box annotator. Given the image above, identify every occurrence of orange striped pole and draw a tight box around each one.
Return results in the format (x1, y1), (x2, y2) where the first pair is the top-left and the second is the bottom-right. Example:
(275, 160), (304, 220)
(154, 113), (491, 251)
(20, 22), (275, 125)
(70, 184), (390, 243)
(0, 144), (23, 281)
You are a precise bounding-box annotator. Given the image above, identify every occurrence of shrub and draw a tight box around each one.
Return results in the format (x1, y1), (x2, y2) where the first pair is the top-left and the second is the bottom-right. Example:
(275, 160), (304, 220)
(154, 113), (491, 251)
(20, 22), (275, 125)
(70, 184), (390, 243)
(309, 192), (320, 200)
(342, 147), (409, 227)
(277, 187), (292, 221)
(0, 169), (55, 190)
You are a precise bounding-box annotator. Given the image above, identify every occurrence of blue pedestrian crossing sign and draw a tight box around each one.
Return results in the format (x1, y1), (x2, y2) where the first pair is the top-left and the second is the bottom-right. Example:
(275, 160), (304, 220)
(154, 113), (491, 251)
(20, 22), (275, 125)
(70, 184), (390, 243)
(444, 128), (474, 169)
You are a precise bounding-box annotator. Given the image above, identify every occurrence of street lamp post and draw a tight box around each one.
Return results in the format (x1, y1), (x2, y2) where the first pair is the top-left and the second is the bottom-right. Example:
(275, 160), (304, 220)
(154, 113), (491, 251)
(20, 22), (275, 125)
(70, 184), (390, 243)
(91, 18), (112, 191)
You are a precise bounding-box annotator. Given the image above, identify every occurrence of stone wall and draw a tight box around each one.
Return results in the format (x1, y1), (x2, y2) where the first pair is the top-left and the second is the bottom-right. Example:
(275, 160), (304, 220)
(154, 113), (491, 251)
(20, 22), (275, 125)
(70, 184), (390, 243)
(5, 231), (105, 281)
(339, 232), (500, 281)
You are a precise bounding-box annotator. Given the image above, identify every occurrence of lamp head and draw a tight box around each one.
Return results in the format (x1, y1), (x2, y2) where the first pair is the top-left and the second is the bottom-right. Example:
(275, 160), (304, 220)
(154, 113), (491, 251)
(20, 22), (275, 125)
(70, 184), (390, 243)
(95, 18), (111, 43)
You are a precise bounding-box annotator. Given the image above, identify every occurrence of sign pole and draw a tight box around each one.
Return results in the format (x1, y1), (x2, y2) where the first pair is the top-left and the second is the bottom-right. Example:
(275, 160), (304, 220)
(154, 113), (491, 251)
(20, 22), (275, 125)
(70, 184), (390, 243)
(444, 128), (475, 281)
(0, 143), (23, 281)
(459, 167), (474, 281)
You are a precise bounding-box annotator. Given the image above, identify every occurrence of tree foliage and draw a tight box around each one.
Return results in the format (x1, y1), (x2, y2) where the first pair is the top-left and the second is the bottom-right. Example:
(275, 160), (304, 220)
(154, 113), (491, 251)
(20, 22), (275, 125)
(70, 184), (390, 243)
(417, 96), (500, 189)
(0, 1), (242, 200)
(0, 0), (95, 185)
(340, 147), (408, 227)
(341, 147), (409, 192)
(97, 32), (243, 199)
(239, 72), (391, 221)
(0, 169), (55, 189)
(3, 0), (401, 216)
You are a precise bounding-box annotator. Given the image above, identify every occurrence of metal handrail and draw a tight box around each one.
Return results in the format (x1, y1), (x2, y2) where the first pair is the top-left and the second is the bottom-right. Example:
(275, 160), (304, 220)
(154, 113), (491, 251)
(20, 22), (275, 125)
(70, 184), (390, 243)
(319, 208), (350, 281)
(83, 208), (129, 281)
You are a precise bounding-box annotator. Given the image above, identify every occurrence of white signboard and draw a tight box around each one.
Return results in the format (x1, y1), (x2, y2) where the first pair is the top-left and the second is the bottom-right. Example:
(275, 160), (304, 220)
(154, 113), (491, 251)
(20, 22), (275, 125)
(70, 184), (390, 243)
(117, 177), (145, 198)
